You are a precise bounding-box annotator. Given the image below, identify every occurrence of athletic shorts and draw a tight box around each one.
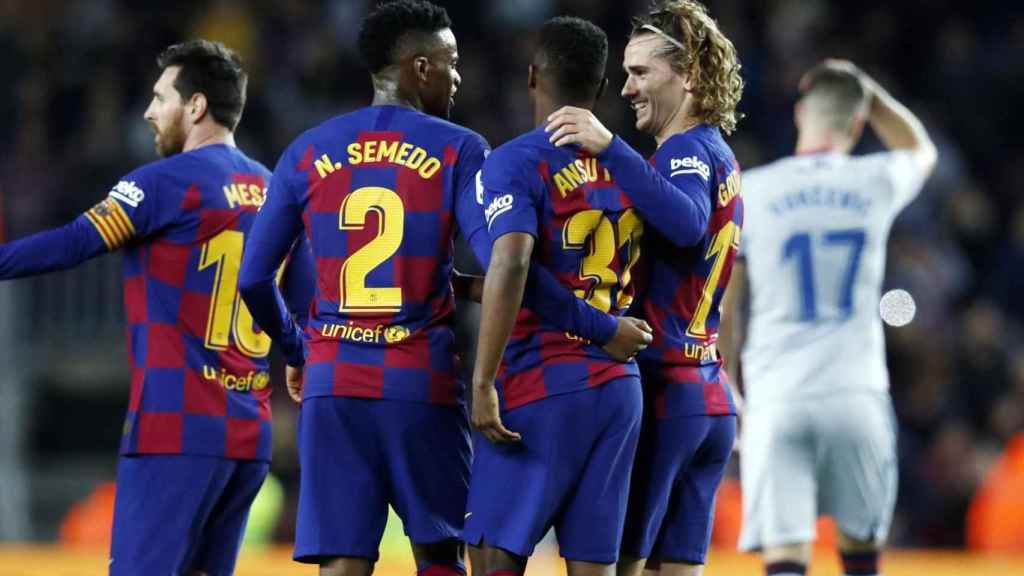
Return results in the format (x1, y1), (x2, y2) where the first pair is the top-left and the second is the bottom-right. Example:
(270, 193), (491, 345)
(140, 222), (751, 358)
(109, 454), (268, 576)
(621, 412), (735, 563)
(738, 392), (898, 551)
(463, 376), (643, 563)
(293, 396), (471, 563)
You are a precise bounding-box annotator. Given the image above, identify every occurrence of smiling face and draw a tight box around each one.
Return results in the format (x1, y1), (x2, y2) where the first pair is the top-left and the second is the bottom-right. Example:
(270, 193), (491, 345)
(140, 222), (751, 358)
(621, 33), (688, 139)
(142, 66), (188, 157)
(419, 28), (461, 119)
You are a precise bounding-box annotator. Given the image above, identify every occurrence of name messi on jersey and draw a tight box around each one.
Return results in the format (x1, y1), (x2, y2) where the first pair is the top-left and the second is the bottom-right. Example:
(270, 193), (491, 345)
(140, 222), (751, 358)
(314, 140), (442, 181)
(223, 183), (266, 209)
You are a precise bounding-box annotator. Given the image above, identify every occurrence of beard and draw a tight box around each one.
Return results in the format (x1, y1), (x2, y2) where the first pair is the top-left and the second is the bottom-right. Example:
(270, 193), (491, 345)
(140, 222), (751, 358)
(153, 114), (186, 157)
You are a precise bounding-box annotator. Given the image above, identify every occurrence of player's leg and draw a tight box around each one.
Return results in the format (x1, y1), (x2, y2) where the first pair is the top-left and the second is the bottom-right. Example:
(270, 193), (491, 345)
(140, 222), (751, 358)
(617, 402), (666, 576)
(556, 376), (643, 575)
(292, 397), (389, 574)
(109, 454), (232, 576)
(819, 394), (897, 576)
(186, 459), (270, 575)
(382, 401), (472, 576)
(738, 403), (818, 576)
(654, 414), (736, 576)
(464, 386), (606, 574)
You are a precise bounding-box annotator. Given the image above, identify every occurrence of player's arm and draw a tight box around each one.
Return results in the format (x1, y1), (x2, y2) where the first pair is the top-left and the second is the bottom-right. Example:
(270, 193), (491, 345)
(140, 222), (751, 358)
(718, 258), (748, 411)
(279, 233), (315, 329)
(473, 232), (529, 444)
(546, 106), (711, 247)
(852, 66), (937, 169)
(0, 171), (172, 279)
(238, 159), (307, 370)
(0, 217), (110, 279)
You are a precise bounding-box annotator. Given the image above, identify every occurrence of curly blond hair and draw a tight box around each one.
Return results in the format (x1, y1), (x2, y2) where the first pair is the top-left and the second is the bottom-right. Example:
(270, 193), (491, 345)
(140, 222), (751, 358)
(632, 0), (744, 133)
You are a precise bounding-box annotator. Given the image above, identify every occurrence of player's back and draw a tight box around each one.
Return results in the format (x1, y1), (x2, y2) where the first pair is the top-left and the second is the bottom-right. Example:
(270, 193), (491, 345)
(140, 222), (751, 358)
(740, 150), (925, 404)
(482, 127), (641, 410)
(109, 144), (275, 460)
(274, 105), (488, 405)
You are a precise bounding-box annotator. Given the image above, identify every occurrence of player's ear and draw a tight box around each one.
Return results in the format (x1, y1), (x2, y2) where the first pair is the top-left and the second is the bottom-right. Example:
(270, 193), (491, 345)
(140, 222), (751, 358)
(189, 92), (208, 125)
(413, 55), (431, 84)
(527, 64), (537, 91)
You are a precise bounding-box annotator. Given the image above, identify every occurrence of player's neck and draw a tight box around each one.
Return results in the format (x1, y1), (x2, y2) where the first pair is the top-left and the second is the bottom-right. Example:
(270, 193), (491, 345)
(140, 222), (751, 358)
(371, 74), (422, 112)
(796, 128), (850, 155)
(533, 94), (590, 128)
(183, 125), (235, 153)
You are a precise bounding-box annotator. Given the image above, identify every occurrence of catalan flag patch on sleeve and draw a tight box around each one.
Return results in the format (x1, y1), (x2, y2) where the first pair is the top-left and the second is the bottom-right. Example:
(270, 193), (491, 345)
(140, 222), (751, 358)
(85, 197), (136, 249)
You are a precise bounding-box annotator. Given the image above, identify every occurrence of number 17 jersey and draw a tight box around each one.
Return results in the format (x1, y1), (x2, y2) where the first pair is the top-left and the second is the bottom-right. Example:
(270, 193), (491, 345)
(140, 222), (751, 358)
(738, 150), (930, 405)
(267, 105), (488, 405)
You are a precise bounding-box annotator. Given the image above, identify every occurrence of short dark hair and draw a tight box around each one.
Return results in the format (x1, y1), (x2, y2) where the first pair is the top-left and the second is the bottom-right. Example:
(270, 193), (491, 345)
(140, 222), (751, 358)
(801, 64), (867, 131)
(156, 40), (247, 131)
(535, 16), (609, 103)
(358, 0), (452, 74)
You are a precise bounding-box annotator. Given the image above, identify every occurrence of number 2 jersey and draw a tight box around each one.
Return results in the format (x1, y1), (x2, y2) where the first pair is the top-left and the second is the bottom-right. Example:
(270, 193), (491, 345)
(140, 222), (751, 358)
(739, 150), (930, 406)
(0, 144), (309, 461)
(482, 127), (641, 411)
(599, 125), (741, 418)
(243, 105), (488, 406)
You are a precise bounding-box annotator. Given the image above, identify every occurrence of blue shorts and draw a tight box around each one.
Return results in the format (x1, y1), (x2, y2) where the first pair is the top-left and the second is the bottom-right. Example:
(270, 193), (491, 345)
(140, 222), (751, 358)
(109, 454), (268, 576)
(463, 376), (642, 563)
(294, 396), (471, 563)
(621, 410), (736, 564)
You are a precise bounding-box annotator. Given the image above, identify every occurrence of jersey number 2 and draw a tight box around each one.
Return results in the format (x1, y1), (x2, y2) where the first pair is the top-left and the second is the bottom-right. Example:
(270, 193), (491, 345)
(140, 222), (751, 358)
(339, 186), (404, 313)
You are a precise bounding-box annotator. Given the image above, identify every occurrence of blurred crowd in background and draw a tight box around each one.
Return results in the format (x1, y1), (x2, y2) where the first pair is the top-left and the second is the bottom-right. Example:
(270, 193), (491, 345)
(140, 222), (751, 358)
(0, 0), (1022, 549)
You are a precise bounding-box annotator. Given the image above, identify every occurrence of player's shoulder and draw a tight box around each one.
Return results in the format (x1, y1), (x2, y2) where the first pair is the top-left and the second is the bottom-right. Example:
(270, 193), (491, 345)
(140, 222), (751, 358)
(489, 128), (550, 162)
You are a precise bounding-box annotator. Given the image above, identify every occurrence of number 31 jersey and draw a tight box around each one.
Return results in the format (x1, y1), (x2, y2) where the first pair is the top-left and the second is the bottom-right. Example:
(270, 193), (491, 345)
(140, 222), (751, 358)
(83, 144), (279, 461)
(739, 150), (930, 405)
(266, 105), (488, 406)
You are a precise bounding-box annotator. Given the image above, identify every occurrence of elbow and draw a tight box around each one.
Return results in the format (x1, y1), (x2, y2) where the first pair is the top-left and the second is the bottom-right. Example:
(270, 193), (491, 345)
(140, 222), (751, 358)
(489, 251), (531, 280)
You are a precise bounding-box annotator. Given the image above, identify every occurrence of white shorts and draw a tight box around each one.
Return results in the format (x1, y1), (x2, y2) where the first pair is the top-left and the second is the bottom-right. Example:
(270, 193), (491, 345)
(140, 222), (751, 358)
(738, 392), (897, 551)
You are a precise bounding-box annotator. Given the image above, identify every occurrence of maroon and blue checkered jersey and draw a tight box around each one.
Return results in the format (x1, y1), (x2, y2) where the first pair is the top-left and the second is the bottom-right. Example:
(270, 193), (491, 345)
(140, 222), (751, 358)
(604, 126), (741, 418)
(245, 105), (489, 405)
(94, 145), (283, 459)
(0, 144), (310, 461)
(482, 127), (641, 411)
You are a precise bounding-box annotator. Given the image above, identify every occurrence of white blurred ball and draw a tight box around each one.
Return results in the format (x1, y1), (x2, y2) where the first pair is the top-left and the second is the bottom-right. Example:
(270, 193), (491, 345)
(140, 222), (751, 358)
(879, 289), (916, 327)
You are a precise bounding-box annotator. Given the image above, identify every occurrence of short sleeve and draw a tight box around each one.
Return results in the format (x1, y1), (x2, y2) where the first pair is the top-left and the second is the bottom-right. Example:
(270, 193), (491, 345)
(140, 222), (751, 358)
(861, 150), (931, 214)
(481, 145), (542, 240)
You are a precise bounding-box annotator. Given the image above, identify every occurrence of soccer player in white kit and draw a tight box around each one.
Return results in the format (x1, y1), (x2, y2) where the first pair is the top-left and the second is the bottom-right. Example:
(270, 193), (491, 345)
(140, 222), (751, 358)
(718, 60), (937, 576)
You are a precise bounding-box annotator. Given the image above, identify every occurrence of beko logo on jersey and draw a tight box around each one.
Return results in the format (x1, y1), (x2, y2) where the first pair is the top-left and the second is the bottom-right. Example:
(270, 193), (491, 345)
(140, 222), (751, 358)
(109, 180), (145, 207)
(670, 156), (711, 181)
(485, 194), (514, 228)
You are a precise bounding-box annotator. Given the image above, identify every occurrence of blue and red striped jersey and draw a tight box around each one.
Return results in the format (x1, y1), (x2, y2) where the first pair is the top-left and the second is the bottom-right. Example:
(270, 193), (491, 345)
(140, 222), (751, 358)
(617, 126), (742, 418)
(245, 105), (489, 405)
(482, 127), (641, 411)
(94, 145), (280, 460)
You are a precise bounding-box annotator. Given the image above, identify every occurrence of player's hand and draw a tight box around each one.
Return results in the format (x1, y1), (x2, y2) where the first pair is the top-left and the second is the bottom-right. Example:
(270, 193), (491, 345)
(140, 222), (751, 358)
(471, 381), (521, 443)
(545, 106), (614, 155)
(603, 316), (654, 362)
(285, 365), (304, 404)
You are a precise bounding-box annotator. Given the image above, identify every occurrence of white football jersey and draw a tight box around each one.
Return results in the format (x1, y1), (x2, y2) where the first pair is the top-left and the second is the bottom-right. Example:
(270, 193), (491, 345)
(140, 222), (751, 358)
(739, 150), (931, 405)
